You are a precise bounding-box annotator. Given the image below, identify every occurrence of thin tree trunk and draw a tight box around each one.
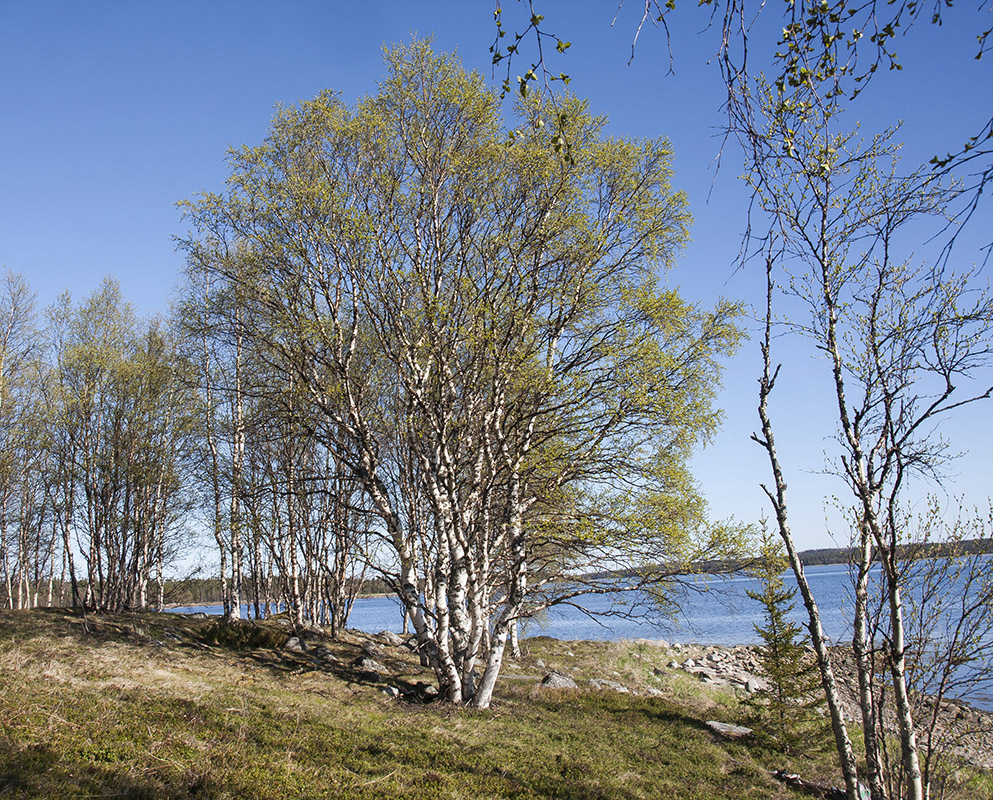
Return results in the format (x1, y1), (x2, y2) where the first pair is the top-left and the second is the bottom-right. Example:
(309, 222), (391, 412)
(754, 258), (861, 800)
(853, 534), (886, 800)
(509, 619), (521, 659)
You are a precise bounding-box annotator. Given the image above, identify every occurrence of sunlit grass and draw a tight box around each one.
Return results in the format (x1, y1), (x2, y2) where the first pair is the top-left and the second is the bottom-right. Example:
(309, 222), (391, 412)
(0, 609), (987, 799)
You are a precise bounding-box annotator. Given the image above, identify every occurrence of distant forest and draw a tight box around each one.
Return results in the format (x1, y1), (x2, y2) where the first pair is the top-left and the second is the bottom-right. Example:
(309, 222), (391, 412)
(795, 538), (993, 567)
(681, 536), (993, 579)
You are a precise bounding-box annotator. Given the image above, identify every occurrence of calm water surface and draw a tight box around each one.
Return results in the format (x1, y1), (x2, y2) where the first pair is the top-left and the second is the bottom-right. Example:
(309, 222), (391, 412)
(173, 564), (857, 642)
(170, 562), (992, 708)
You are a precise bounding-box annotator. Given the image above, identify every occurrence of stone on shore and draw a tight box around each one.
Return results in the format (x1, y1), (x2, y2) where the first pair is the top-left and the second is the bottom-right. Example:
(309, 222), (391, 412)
(541, 671), (578, 689)
(378, 630), (404, 646)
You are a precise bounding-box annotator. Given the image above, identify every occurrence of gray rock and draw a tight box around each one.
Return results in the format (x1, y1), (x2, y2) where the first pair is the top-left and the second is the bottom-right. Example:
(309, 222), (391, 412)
(589, 678), (629, 692)
(745, 678), (763, 694)
(361, 641), (384, 658)
(354, 656), (385, 673)
(706, 721), (753, 739)
(645, 686), (665, 697)
(312, 644), (337, 662)
(381, 686), (401, 699)
(284, 636), (307, 652)
(535, 658), (546, 669)
(378, 630), (404, 646)
(541, 672), (578, 689)
(415, 681), (439, 698)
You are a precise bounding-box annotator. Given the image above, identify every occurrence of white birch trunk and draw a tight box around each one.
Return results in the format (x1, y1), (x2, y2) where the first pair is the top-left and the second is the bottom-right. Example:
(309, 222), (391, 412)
(755, 261), (861, 800)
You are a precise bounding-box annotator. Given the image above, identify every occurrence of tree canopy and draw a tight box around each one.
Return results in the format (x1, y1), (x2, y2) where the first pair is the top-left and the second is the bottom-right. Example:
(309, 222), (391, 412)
(180, 40), (744, 707)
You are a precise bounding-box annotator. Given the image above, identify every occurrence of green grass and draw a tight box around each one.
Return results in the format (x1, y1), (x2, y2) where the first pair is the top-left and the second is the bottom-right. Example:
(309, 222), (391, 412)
(0, 609), (985, 799)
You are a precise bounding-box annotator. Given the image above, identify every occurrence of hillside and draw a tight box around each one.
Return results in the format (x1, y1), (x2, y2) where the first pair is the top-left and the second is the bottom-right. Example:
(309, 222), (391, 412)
(0, 609), (990, 799)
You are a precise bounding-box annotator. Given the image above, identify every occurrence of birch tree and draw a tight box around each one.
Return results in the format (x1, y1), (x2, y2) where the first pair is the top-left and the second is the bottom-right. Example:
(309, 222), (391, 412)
(0, 271), (45, 609)
(749, 78), (993, 800)
(44, 281), (197, 612)
(182, 41), (743, 707)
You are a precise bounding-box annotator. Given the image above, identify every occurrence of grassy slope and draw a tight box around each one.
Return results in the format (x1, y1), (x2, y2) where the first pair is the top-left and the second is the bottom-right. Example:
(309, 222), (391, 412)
(0, 609), (986, 800)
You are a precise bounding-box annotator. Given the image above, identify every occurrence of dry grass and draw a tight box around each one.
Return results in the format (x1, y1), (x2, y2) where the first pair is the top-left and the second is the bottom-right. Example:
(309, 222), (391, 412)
(0, 609), (988, 799)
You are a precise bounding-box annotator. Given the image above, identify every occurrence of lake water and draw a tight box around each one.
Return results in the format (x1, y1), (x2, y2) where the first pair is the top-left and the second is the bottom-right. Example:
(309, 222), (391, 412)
(171, 564), (856, 643)
(170, 562), (993, 708)
(340, 564), (859, 644)
(168, 563), (965, 644)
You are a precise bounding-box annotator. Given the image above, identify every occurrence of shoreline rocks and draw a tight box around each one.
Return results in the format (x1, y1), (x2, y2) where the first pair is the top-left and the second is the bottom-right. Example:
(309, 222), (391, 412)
(663, 641), (993, 770)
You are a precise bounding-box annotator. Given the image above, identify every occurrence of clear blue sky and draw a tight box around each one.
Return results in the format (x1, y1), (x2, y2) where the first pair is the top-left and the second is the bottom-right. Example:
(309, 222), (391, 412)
(2, 1), (990, 549)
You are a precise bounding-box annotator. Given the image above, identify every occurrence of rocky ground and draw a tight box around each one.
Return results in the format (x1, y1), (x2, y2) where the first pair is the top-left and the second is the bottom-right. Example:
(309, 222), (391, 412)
(598, 639), (993, 772)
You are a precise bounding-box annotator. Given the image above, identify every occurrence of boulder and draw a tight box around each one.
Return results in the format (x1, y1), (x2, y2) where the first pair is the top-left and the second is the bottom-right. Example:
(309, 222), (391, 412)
(378, 630), (404, 647)
(589, 678), (628, 692)
(541, 672), (578, 689)
(632, 637), (670, 649)
(354, 656), (385, 673)
(706, 721), (753, 739)
(284, 636), (307, 653)
(311, 644), (337, 662)
(361, 641), (384, 658)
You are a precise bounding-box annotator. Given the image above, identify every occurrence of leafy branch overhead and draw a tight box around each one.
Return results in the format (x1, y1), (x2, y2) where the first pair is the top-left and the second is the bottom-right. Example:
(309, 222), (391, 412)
(494, 0), (992, 212)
